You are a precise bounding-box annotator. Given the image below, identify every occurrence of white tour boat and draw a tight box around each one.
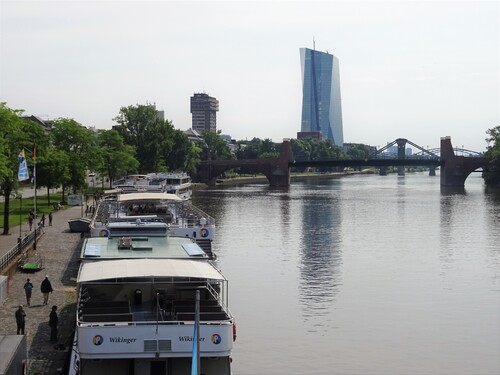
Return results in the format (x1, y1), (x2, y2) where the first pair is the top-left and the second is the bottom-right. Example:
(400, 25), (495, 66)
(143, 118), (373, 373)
(68, 220), (235, 375)
(111, 172), (192, 200)
(90, 191), (216, 257)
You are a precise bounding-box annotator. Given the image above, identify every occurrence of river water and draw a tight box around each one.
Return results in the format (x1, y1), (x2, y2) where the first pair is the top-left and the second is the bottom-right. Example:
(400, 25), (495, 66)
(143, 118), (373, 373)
(192, 172), (500, 375)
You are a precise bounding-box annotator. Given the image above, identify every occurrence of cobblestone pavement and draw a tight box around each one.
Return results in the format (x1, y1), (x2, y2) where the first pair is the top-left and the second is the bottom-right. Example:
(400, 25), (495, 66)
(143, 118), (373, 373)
(0, 206), (84, 374)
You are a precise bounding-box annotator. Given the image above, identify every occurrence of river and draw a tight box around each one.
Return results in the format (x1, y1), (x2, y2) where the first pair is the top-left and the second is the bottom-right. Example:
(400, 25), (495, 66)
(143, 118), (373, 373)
(192, 172), (500, 375)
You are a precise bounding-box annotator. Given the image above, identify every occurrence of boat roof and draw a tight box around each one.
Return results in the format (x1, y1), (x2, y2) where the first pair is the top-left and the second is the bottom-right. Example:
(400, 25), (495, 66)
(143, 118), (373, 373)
(77, 258), (225, 282)
(117, 192), (182, 202)
(103, 188), (121, 195)
(81, 236), (207, 259)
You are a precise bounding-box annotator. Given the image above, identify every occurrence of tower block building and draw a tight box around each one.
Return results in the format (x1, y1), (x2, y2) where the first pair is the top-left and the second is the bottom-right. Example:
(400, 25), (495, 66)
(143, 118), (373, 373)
(299, 48), (344, 146)
(190, 93), (219, 133)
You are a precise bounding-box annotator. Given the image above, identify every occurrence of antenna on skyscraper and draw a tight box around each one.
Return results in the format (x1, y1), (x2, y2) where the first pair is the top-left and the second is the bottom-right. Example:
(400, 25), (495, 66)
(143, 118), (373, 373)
(313, 36), (315, 50)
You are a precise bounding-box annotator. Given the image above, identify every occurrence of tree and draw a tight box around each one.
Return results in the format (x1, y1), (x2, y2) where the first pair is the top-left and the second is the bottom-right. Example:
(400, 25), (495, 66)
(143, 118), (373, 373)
(345, 144), (372, 159)
(113, 104), (191, 173)
(0, 103), (28, 234)
(198, 131), (233, 161)
(50, 118), (98, 195)
(35, 148), (70, 205)
(482, 126), (500, 186)
(95, 129), (139, 187)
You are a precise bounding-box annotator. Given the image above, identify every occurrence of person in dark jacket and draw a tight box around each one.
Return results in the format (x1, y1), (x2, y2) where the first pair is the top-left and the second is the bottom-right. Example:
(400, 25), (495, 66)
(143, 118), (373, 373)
(49, 305), (58, 342)
(41, 276), (53, 305)
(15, 305), (26, 334)
(24, 278), (33, 306)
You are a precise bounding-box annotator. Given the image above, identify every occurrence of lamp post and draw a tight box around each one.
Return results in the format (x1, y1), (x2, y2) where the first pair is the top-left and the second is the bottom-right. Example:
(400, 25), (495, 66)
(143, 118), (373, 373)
(88, 172), (96, 209)
(18, 194), (22, 239)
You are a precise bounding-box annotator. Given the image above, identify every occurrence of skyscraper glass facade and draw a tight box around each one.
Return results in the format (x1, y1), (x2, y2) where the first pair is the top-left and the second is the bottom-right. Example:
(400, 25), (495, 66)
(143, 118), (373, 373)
(300, 48), (343, 146)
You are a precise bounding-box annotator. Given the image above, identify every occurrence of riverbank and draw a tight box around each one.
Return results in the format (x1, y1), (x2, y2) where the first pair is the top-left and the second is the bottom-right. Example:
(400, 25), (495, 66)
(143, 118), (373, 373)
(192, 170), (375, 189)
(0, 206), (82, 374)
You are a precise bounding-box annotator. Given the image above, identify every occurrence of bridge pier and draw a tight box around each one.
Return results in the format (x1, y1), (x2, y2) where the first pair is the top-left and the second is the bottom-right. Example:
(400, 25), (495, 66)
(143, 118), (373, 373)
(440, 137), (490, 187)
(267, 141), (291, 187)
(379, 166), (387, 176)
(397, 139), (407, 176)
(429, 166), (436, 176)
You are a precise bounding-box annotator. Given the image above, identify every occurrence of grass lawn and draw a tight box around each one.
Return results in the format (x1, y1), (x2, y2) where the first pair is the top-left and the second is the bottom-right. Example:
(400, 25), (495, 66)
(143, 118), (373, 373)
(0, 192), (67, 228)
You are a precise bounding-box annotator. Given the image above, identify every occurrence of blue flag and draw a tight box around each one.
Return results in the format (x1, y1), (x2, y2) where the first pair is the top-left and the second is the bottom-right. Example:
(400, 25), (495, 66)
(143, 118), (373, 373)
(18, 150), (29, 181)
(191, 319), (198, 375)
(191, 290), (200, 375)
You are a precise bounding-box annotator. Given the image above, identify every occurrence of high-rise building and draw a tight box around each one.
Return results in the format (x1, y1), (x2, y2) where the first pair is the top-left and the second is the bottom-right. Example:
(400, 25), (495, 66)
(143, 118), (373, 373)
(299, 48), (343, 146)
(190, 93), (219, 133)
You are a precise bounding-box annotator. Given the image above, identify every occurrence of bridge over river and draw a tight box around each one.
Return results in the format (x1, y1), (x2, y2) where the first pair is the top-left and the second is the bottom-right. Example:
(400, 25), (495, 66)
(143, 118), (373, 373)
(196, 137), (491, 188)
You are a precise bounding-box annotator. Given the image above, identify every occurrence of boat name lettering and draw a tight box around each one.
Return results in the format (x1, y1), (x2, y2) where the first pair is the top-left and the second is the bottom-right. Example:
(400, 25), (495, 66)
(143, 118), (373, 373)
(109, 337), (137, 344)
(178, 336), (205, 342)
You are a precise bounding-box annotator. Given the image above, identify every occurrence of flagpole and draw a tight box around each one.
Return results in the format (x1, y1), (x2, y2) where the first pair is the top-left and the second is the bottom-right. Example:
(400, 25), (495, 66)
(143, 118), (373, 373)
(191, 289), (200, 375)
(33, 144), (37, 250)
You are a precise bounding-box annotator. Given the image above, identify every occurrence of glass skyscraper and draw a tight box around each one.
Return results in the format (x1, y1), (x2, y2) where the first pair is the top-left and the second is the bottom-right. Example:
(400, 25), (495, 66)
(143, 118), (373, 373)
(300, 48), (344, 146)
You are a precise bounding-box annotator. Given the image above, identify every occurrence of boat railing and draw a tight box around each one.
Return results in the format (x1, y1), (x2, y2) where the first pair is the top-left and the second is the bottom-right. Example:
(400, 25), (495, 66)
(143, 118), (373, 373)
(175, 202), (215, 227)
(77, 281), (231, 326)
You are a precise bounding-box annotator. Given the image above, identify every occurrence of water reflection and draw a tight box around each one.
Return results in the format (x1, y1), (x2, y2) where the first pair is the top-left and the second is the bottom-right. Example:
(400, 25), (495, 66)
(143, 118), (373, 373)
(297, 181), (342, 322)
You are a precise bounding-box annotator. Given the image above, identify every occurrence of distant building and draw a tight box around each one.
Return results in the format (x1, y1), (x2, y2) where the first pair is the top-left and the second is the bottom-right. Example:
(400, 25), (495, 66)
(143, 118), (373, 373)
(183, 128), (203, 142)
(300, 47), (343, 146)
(297, 131), (323, 140)
(190, 93), (219, 133)
(22, 115), (53, 133)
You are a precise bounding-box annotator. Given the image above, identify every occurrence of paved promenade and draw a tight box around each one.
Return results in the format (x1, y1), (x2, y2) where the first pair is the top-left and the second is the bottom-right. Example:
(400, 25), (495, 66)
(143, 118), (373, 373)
(0, 205), (85, 374)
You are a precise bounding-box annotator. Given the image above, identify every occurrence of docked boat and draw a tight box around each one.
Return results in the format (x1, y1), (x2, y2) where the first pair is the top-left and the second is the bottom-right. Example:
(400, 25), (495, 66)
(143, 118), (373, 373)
(67, 218), (92, 233)
(111, 172), (192, 200)
(68, 219), (235, 375)
(154, 172), (192, 201)
(90, 191), (216, 258)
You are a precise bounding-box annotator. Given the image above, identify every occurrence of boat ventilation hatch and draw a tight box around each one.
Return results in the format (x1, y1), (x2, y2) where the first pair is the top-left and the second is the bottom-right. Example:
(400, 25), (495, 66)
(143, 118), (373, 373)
(143, 340), (172, 352)
(118, 237), (132, 249)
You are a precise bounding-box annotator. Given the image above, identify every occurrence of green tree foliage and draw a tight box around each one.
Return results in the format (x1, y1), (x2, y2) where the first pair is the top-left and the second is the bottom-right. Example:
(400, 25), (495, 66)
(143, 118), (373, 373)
(184, 142), (202, 175)
(198, 131), (233, 161)
(113, 104), (192, 173)
(345, 144), (372, 159)
(0, 103), (41, 234)
(50, 118), (98, 194)
(289, 138), (344, 172)
(290, 138), (342, 160)
(482, 125), (500, 186)
(35, 148), (70, 205)
(236, 138), (279, 159)
(95, 129), (139, 188)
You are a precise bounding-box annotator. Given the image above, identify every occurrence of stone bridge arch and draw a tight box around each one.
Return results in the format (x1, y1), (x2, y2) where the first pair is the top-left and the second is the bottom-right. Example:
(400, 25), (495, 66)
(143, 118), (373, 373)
(196, 140), (292, 186)
(440, 136), (491, 187)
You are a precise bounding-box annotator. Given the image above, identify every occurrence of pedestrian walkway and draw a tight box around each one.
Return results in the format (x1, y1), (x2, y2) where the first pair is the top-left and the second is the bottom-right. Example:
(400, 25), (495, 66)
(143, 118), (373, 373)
(0, 205), (85, 374)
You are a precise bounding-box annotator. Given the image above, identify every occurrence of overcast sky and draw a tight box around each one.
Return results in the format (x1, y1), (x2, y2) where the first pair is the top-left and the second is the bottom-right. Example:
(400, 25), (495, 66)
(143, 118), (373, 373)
(1, 0), (498, 152)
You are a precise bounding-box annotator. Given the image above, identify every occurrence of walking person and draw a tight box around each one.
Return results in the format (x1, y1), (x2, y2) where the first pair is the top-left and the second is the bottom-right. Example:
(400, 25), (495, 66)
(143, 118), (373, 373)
(48, 211), (53, 226)
(37, 220), (45, 234)
(23, 278), (33, 306)
(41, 214), (46, 227)
(28, 209), (35, 231)
(49, 305), (58, 342)
(15, 305), (26, 335)
(41, 275), (53, 305)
